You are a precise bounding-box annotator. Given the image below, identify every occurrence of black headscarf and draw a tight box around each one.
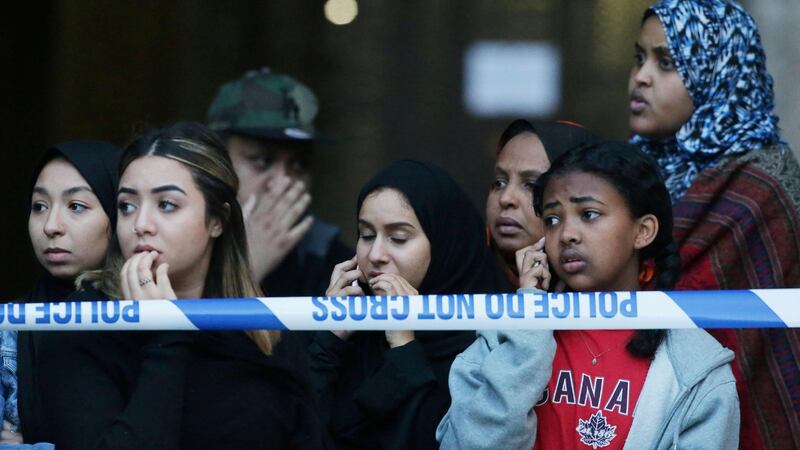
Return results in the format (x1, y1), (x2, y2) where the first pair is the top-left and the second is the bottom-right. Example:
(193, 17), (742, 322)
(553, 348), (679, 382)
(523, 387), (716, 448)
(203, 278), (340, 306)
(493, 120), (600, 287)
(357, 160), (508, 295)
(497, 119), (601, 162)
(26, 140), (122, 301)
(18, 141), (122, 444)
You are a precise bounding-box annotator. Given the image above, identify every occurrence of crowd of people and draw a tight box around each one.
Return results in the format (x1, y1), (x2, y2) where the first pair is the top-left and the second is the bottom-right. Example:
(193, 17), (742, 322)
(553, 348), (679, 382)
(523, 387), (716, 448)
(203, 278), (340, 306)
(1, 0), (798, 448)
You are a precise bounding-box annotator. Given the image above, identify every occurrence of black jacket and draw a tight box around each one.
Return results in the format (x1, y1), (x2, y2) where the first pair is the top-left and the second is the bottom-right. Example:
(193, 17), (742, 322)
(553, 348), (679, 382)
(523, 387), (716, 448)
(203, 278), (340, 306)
(182, 330), (333, 450)
(308, 161), (510, 449)
(19, 287), (332, 450)
(309, 330), (476, 450)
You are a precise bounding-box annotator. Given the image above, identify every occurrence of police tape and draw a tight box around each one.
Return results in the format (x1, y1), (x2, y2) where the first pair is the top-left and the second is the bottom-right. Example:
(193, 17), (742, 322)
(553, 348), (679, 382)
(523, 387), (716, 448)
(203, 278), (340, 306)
(1, 289), (798, 331)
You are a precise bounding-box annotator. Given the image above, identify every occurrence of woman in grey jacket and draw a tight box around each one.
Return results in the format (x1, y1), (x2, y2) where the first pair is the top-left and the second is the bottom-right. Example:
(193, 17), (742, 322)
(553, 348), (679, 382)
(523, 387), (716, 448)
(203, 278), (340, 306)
(437, 142), (739, 449)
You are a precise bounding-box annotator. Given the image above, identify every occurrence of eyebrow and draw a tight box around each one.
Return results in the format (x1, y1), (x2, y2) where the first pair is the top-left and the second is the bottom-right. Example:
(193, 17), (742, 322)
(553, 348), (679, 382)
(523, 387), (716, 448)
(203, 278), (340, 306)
(33, 186), (93, 196)
(519, 169), (543, 178)
(635, 42), (672, 57)
(385, 222), (416, 230)
(652, 45), (672, 57)
(358, 219), (417, 230)
(542, 200), (561, 211)
(118, 184), (188, 196)
(570, 195), (606, 205)
(495, 166), (543, 178)
(542, 195), (607, 211)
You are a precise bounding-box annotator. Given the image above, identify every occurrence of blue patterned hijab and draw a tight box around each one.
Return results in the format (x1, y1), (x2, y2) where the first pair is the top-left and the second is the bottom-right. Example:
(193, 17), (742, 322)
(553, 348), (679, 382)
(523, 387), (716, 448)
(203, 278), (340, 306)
(630, 0), (783, 202)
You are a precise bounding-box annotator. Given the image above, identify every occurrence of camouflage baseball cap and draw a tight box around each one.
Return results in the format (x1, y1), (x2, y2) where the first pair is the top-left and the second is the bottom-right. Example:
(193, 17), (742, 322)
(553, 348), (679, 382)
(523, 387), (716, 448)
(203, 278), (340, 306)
(207, 67), (320, 141)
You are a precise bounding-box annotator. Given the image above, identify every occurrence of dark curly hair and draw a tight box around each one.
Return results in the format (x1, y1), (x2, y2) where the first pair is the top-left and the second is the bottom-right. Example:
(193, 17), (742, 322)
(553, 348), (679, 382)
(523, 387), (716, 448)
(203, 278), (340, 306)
(532, 141), (680, 358)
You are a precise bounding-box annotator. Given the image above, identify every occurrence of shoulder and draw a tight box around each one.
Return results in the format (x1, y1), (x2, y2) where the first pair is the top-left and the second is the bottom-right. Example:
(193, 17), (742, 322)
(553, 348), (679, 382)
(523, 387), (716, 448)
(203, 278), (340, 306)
(458, 329), (554, 365)
(664, 329), (735, 388)
(679, 146), (800, 248)
(708, 146), (800, 211)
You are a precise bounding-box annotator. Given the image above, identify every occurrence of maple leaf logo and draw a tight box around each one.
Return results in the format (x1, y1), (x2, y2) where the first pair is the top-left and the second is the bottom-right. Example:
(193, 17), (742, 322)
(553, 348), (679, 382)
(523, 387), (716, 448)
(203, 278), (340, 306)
(576, 410), (617, 449)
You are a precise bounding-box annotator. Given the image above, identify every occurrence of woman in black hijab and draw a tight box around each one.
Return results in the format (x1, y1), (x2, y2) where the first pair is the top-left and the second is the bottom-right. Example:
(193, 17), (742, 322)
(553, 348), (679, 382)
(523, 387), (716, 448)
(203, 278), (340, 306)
(24, 141), (122, 302)
(309, 160), (508, 450)
(15, 141), (121, 443)
(486, 120), (599, 288)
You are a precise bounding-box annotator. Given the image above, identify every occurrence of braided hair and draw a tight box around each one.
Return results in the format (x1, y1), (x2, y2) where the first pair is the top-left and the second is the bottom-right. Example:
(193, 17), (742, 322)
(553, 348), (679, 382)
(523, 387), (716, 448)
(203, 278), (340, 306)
(532, 141), (680, 358)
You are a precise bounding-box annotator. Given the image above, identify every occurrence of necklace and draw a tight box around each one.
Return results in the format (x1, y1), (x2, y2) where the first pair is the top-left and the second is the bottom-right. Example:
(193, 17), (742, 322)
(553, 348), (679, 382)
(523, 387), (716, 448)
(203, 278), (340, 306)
(577, 331), (626, 365)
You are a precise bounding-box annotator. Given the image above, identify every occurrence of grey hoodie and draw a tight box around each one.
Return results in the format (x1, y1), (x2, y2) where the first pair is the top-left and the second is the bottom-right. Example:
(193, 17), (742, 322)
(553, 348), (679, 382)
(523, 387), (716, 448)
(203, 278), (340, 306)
(436, 328), (739, 449)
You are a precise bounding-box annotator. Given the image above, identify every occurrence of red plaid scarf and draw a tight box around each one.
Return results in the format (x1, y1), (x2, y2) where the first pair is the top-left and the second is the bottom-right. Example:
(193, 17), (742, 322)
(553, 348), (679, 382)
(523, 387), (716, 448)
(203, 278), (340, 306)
(673, 146), (800, 449)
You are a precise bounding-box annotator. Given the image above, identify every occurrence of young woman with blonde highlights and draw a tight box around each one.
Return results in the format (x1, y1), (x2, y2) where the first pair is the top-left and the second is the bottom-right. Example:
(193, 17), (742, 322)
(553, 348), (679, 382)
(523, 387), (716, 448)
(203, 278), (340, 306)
(22, 122), (330, 450)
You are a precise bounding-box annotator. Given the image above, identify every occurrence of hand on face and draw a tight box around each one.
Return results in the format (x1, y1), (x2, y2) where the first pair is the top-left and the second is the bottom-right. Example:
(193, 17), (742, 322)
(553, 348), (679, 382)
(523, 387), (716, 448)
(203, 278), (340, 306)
(324, 257), (418, 346)
(368, 272), (419, 348)
(486, 133), (549, 256)
(368, 272), (419, 296)
(515, 237), (551, 290)
(117, 156), (221, 299)
(325, 255), (365, 341)
(120, 250), (176, 300)
(326, 255), (366, 297)
(242, 173), (314, 281)
(542, 172), (648, 293)
(369, 273), (418, 347)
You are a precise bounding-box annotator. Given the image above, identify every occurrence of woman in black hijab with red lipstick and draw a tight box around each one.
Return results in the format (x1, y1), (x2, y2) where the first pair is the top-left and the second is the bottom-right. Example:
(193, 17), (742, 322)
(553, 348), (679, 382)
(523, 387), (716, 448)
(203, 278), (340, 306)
(310, 160), (508, 450)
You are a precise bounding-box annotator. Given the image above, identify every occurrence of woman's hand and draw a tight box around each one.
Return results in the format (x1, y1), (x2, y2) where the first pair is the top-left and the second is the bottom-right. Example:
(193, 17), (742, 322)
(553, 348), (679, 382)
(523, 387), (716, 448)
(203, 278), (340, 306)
(326, 256), (366, 297)
(516, 237), (551, 290)
(0, 420), (22, 444)
(385, 329), (415, 348)
(368, 273), (418, 348)
(326, 256), (365, 341)
(368, 273), (418, 297)
(120, 251), (176, 300)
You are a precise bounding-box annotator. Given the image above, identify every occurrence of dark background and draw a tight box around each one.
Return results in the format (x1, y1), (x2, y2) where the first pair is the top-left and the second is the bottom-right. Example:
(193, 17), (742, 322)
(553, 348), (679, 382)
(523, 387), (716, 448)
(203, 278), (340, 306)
(2, 0), (796, 298)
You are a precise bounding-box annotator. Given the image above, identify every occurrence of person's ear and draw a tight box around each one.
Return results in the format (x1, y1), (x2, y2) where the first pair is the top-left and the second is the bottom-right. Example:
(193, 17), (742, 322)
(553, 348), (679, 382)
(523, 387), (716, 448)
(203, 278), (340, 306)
(209, 203), (231, 238)
(209, 218), (224, 238)
(633, 214), (658, 250)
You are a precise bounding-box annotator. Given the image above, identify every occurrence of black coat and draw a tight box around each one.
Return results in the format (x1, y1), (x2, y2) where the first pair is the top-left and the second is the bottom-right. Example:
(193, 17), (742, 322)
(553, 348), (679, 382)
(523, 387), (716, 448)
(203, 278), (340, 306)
(182, 330), (333, 450)
(19, 287), (333, 450)
(309, 330), (475, 450)
(308, 161), (510, 449)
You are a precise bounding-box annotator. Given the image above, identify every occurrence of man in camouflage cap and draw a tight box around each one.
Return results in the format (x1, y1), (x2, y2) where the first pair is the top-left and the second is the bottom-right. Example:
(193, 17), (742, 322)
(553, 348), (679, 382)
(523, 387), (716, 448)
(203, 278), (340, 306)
(208, 68), (351, 297)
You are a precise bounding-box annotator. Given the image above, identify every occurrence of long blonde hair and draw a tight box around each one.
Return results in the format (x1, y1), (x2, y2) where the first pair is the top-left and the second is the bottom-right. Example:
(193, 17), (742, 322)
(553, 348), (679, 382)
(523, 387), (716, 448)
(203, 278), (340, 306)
(81, 121), (279, 354)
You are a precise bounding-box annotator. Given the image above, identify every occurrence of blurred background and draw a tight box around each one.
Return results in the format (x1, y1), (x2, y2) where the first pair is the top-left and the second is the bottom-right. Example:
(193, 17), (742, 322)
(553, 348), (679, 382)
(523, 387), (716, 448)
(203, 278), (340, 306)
(2, 0), (797, 297)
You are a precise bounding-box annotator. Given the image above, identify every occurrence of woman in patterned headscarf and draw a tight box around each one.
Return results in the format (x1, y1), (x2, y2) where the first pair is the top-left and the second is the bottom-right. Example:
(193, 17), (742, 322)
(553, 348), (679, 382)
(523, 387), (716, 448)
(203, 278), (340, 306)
(627, 1), (800, 448)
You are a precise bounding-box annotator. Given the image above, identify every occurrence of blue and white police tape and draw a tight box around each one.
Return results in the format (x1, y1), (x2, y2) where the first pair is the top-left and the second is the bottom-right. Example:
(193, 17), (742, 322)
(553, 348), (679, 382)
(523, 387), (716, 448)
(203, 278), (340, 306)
(1, 289), (798, 330)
